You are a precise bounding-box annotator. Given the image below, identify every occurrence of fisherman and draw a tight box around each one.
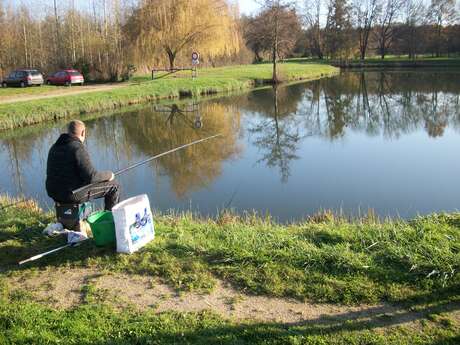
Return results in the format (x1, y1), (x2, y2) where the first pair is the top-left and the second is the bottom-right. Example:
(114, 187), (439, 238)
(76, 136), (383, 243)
(46, 120), (120, 211)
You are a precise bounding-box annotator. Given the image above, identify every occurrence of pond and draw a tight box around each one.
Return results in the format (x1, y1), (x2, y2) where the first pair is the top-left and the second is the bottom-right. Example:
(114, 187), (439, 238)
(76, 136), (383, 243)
(1, 69), (460, 222)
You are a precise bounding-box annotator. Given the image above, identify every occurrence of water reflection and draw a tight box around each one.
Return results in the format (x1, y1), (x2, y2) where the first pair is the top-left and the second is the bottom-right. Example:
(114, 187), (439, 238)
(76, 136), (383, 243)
(1, 69), (460, 220)
(122, 103), (241, 198)
(300, 71), (460, 140)
(249, 86), (302, 182)
(222, 70), (460, 182)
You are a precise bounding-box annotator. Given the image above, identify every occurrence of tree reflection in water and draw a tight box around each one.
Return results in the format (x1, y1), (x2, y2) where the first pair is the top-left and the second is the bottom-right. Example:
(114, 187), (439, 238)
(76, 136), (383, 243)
(248, 85), (303, 183)
(120, 102), (242, 198)
(1, 70), (460, 199)
(244, 70), (460, 182)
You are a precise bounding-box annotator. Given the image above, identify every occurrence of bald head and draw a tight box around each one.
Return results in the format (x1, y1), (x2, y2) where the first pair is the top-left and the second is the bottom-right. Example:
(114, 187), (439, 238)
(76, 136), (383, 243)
(67, 120), (86, 142)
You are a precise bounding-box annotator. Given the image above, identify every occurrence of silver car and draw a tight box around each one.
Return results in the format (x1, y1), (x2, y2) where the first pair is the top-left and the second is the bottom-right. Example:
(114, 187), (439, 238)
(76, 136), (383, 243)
(1, 69), (44, 87)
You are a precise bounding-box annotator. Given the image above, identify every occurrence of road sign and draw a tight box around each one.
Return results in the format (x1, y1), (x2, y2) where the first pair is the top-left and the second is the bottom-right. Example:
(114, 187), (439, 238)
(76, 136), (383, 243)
(192, 52), (200, 65)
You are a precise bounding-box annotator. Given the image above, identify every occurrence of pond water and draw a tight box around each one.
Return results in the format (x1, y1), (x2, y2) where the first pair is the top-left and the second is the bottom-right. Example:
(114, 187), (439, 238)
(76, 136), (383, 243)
(1, 69), (460, 222)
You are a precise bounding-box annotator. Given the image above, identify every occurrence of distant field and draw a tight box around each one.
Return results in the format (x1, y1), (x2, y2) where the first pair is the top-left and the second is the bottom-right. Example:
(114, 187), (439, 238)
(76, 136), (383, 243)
(283, 56), (460, 67)
(333, 56), (460, 67)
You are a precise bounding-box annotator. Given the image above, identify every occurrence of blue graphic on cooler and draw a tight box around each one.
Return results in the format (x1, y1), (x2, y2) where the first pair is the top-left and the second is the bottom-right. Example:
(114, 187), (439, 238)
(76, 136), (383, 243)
(129, 208), (153, 245)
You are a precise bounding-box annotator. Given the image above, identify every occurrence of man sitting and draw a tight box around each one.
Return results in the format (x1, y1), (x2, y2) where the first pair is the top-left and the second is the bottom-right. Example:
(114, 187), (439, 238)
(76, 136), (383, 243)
(46, 120), (120, 210)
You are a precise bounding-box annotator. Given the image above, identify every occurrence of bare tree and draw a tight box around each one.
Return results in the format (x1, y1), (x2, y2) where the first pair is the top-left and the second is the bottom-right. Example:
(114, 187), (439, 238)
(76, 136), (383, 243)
(242, 15), (267, 62)
(303, 0), (324, 59)
(259, 0), (301, 82)
(53, 0), (63, 66)
(402, 0), (426, 59)
(353, 0), (381, 61)
(428, 0), (458, 57)
(375, 0), (403, 59)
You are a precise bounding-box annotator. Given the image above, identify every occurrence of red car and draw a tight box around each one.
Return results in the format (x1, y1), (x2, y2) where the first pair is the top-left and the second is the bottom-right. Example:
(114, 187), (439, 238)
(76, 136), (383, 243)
(46, 69), (84, 86)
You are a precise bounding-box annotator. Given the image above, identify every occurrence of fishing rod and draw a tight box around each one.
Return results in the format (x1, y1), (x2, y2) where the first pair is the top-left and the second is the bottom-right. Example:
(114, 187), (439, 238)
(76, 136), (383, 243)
(18, 240), (88, 266)
(72, 134), (222, 195)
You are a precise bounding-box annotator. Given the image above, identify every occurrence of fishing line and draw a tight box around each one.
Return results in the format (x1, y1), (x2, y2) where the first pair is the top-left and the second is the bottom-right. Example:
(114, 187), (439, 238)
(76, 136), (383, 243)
(72, 134), (222, 195)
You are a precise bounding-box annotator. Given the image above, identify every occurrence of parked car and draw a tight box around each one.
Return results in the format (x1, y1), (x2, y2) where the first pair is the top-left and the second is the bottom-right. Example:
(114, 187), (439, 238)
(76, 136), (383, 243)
(46, 69), (84, 86)
(1, 69), (44, 87)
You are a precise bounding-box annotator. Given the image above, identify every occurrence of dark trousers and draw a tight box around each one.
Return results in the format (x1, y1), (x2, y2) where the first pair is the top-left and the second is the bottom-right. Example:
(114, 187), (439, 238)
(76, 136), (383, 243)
(70, 180), (120, 211)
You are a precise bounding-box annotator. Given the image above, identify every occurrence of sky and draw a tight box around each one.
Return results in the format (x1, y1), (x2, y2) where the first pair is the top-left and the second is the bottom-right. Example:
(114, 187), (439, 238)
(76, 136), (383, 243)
(238, 0), (260, 15)
(7, 0), (262, 15)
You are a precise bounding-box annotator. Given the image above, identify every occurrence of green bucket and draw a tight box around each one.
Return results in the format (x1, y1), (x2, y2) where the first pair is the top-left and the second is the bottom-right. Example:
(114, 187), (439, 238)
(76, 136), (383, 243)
(87, 211), (116, 247)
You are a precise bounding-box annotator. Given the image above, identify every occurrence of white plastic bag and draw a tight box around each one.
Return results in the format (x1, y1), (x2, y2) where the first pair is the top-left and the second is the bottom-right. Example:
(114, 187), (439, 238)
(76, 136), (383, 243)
(42, 223), (65, 236)
(112, 194), (155, 254)
(67, 230), (88, 245)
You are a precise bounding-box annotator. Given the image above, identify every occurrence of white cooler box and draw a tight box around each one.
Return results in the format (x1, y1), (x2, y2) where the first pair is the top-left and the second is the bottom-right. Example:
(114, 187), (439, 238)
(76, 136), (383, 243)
(112, 194), (155, 254)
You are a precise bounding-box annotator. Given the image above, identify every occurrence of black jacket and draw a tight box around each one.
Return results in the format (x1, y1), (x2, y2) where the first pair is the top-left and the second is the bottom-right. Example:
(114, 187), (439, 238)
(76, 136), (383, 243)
(46, 133), (111, 202)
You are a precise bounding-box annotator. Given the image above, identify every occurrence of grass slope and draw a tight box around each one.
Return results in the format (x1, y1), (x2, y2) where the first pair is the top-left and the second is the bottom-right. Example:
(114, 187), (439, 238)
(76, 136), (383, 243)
(1, 197), (459, 305)
(0, 197), (459, 344)
(0, 301), (458, 345)
(329, 56), (460, 68)
(0, 63), (338, 131)
(0, 84), (73, 98)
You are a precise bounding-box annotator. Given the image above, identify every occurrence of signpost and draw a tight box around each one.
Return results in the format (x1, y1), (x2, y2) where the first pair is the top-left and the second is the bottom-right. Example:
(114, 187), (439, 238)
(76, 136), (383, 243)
(192, 52), (199, 79)
(151, 52), (199, 80)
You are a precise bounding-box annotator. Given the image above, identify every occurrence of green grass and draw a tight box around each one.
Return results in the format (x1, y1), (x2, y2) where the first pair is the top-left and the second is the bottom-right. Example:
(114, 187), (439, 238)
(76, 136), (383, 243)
(0, 84), (74, 98)
(0, 300), (458, 344)
(281, 56), (460, 68)
(0, 63), (338, 131)
(331, 56), (460, 67)
(0, 196), (459, 344)
(1, 197), (459, 305)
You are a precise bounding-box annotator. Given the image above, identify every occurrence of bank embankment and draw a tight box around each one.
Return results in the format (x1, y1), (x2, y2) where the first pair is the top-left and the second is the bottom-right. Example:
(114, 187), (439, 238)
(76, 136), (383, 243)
(330, 57), (460, 68)
(0, 63), (338, 131)
(1, 195), (459, 344)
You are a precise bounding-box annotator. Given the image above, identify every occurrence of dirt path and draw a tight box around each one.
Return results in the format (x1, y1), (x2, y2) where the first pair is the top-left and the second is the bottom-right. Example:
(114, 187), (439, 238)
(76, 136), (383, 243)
(7, 268), (460, 328)
(0, 83), (128, 105)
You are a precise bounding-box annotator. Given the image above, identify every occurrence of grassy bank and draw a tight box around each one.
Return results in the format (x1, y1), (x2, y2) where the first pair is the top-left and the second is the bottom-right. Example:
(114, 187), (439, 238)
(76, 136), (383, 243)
(0, 62), (338, 131)
(329, 56), (460, 68)
(1, 196), (459, 343)
(1, 197), (459, 304)
(0, 301), (458, 345)
(0, 197), (460, 344)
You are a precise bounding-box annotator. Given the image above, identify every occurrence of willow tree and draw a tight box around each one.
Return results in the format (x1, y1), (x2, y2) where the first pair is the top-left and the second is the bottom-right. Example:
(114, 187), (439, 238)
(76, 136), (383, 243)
(127, 0), (240, 69)
(0, 1), (5, 78)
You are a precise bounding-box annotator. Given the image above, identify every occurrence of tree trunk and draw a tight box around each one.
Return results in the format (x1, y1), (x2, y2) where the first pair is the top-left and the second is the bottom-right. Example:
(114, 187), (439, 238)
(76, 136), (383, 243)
(53, 0), (62, 67)
(166, 48), (176, 70)
(436, 25), (442, 57)
(380, 39), (385, 59)
(22, 22), (28, 67)
(272, 12), (279, 84)
(254, 51), (262, 63)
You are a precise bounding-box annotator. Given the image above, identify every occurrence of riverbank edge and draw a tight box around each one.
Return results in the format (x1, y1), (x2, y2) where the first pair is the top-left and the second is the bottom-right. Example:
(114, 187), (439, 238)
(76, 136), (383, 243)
(1, 195), (459, 344)
(330, 59), (460, 69)
(1, 194), (459, 302)
(0, 77), (318, 141)
(0, 63), (339, 131)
